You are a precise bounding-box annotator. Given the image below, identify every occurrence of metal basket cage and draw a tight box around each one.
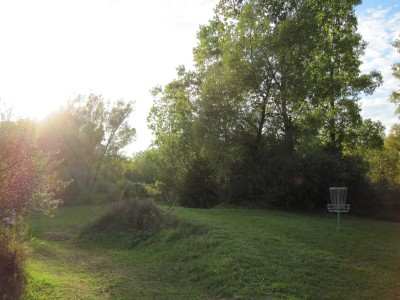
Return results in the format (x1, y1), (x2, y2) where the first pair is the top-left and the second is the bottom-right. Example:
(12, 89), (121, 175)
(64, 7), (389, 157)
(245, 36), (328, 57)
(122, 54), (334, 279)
(328, 187), (350, 213)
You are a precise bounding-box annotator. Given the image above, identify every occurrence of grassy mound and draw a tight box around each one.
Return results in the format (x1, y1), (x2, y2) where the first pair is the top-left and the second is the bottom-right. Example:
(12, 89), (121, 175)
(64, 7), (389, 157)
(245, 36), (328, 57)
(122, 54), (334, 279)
(80, 200), (202, 248)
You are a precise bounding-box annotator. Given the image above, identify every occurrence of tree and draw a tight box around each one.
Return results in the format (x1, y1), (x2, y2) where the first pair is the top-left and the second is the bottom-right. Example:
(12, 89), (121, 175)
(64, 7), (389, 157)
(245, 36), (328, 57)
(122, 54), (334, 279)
(0, 119), (64, 299)
(124, 151), (158, 184)
(342, 119), (385, 153)
(301, 0), (382, 152)
(0, 120), (35, 218)
(195, 0), (382, 154)
(360, 38), (400, 213)
(40, 94), (136, 202)
(148, 67), (200, 197)
(196, 0), (381, 201)
(364, 124), (400, 210)
(191, 0), (326, 202)
(0, 120), (63, 218)
(195, 0), (306, 155)
(390, 38), (400, 114)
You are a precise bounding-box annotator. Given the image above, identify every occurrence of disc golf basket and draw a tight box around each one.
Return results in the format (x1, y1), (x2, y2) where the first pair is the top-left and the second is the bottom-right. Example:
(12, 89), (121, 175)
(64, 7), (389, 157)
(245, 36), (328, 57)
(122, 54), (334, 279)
(327, 187), (350, 229)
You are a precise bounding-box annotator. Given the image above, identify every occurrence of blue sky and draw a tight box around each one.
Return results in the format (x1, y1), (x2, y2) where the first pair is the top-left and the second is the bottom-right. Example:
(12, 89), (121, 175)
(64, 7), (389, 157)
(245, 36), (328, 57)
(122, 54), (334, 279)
(357, 0), (399, 10)
(0, 0), (399, 153)
(356, 1), (400, 134)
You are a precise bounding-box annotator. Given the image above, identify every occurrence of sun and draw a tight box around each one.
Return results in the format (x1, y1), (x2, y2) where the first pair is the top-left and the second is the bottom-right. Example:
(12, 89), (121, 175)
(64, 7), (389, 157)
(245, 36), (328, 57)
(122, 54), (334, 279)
(7, 93), (67, 121)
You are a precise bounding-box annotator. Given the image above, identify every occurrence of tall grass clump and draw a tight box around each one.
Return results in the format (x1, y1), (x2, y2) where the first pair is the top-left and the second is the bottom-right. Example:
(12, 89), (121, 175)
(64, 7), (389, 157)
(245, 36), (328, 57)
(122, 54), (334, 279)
(0, 227), (27, 300)
(81, 199), (187, 248)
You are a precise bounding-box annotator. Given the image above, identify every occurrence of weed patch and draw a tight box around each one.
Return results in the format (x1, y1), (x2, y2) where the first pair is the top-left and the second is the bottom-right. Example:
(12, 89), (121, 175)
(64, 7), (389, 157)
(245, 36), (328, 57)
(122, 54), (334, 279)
(80, 200), (202, 248)
(0, 227), (27, 300)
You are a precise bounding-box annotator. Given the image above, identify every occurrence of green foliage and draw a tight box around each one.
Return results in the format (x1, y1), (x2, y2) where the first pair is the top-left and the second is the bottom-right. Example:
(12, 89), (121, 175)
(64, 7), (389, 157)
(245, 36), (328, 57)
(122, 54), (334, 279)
(148, 0), (384, 211)
(295, 151), (375, 213)
(92, 156), (126, 202)
(304, 0), (382, 151)
(123, 182), (148, 200)
(194, 0), (382, 154)
(178, 157), (218, 208)
(365, 124), (400, 211)
(123, 152), (157, 184)
(148, 68), (200, 198)
(39, 94), (136, 203)
(343, 118), (385, 153)
(83, 200), (156, 231)
(144, 183), (162, 198)
(120, 151), (164, 202)
(29, 189), (64, 217)
(390, 38), (400, 113)
(153, 180), (173, 204)
(224, 148), (374, 212)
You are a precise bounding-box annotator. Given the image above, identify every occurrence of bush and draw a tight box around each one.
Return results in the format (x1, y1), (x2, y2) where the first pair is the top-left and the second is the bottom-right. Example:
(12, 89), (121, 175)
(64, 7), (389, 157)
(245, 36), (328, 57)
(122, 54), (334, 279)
(224, 147), (375, 213)
(81, 199), (179, 248)
(0, 228), (26, 300)
(87, 200), (174, 231)
(178, 157), (219, 208)
(124, 182), (149, 200)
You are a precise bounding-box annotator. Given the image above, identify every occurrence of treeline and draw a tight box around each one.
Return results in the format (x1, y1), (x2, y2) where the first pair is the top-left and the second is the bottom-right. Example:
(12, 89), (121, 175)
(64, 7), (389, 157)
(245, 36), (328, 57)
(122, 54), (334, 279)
(0, 94), (136, 211)
(141, 0), (400, 216)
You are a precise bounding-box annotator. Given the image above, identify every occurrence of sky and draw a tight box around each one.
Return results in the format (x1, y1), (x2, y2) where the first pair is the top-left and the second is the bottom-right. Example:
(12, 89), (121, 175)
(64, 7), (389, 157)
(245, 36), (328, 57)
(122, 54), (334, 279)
(0, 0), (399, 154)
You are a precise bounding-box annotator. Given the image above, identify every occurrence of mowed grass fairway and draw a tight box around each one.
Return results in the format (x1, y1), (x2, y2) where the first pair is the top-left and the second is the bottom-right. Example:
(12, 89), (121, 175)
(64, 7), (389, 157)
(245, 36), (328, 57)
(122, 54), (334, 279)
(26, 204), (400, 299)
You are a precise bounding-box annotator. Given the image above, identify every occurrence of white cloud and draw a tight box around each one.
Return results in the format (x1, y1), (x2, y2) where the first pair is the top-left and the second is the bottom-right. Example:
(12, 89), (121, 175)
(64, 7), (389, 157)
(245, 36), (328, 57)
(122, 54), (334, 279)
(358, 6), (400, 134)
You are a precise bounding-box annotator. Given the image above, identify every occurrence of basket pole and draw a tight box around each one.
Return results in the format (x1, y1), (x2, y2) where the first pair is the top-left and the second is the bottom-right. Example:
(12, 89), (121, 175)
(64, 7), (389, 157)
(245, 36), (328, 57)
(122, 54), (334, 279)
(328, 187), (349, 230)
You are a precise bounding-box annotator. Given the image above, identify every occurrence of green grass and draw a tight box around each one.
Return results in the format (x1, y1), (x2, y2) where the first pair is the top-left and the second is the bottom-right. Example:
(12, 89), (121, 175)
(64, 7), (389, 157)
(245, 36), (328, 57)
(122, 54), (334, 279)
(25, 204), (400, 299)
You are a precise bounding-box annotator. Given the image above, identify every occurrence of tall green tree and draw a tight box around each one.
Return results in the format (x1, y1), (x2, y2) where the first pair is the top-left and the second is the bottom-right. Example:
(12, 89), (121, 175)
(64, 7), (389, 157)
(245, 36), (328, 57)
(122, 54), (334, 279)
(195, 0), (306, 155)
(41, 94), (136, 202)
(306, 0), (382, 152)
(192, 0), (324, 202)
(195, 0), (382, 154)
(148, 67), (199, 193)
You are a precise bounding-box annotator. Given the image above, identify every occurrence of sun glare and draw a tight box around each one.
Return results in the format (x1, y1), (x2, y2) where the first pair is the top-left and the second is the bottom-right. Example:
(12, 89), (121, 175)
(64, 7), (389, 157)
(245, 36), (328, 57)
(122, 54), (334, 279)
(8, 93), (67, 121)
